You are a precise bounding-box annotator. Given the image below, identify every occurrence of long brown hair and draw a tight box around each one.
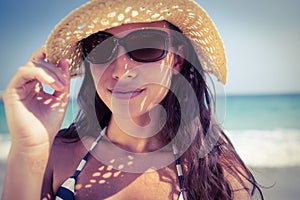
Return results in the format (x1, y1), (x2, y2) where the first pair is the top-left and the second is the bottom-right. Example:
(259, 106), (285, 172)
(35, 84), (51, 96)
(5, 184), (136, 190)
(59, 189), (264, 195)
(59, 21), (264, 200)
(160, 22), (264, 199)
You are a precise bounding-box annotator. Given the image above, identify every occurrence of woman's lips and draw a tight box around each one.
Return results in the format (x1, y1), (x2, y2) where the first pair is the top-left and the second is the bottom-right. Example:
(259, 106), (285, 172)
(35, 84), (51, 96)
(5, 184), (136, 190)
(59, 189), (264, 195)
(109, 88), (145, 99)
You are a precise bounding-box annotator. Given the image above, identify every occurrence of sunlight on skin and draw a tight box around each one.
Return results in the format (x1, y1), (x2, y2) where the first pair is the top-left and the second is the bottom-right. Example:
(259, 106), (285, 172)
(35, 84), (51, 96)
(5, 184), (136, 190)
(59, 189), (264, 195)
(35, 88), (70, 112)
(103, 172), (113, 179)
(92, 172), (101, 177)
(95, 141), (174, 173)
(74, 23), (199, 183)
(88, 25), (176, 141)
(107, 165), (113, 171)
(81, 165), (178, 198)
(77, 69), (202, 173)
(75, 184), (82, 190)
(34, 82), (42, 93)
(118, 164), (125, 170)
(69, 153), (180, 199)
(128, 155), (134, 160)
(10, 77), (70, 149)
(113, 171), (122, 177)
(90, 179), (97, 183)
(50, 102), (61, 109)
(43, 98), (52, 105)
(111, 63), (173, 138)
(139, 95), (147, 112)
(137, 59), (172, 114)
(84, 132), (175, 173)
(127, 161), (134, 166)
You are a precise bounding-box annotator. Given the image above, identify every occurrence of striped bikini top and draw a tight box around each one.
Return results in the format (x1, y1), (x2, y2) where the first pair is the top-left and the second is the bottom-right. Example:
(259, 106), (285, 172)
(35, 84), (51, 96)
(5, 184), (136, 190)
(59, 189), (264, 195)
(55, 127), (187, 200)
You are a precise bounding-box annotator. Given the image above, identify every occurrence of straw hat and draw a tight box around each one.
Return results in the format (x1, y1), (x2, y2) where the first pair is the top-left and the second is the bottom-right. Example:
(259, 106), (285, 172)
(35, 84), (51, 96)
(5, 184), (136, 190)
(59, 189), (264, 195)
(46, 0), (227, 84)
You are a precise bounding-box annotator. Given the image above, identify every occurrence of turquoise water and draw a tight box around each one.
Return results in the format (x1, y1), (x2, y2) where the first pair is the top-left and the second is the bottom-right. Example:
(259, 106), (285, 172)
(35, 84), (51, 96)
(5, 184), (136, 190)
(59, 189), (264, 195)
(0, 99), (79, 134)
(1, 94), (300, 133)
(223, 94), (300, 130)
(1, 94), (300, 166)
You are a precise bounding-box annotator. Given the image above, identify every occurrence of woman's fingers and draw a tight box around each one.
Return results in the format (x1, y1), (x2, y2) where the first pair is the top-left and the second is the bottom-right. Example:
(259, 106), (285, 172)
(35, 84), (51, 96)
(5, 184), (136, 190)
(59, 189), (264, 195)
(2, 46), (71, 150)
(27, 46), (70, 88)
(30, 60), (69, 86)
(9, 66), (66, 93)
(53, 58), (70, 98)
(11, 45), (70, 91)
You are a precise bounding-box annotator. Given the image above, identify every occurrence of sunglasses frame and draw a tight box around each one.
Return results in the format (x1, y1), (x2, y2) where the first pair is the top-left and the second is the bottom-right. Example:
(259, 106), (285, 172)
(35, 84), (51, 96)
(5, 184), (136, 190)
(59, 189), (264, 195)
(80, 29), (171, 64)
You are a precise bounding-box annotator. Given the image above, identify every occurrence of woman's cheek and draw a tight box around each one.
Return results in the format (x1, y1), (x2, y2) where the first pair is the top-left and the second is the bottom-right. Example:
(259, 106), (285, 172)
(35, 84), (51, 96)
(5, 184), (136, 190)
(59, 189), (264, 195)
(90, 64), (108, 86)
(140, 63), (173, 89)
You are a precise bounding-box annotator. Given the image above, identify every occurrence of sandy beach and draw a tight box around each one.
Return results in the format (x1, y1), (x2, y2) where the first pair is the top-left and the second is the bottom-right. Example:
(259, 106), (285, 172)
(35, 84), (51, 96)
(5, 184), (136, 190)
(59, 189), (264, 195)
(250, 167), (300, 199)
(0, 160), (299, 199)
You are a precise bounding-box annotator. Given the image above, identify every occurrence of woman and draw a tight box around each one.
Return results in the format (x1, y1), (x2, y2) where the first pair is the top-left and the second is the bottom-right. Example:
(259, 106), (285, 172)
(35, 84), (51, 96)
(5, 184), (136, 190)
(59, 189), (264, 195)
(2, 0), (263, 199)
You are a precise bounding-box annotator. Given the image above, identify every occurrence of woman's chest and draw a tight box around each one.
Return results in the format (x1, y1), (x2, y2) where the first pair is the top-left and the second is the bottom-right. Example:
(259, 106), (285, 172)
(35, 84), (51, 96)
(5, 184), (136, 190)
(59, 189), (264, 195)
(54, 158), (180, 199)
(52, 137), (182, 199)
(74, 162), (180, 199)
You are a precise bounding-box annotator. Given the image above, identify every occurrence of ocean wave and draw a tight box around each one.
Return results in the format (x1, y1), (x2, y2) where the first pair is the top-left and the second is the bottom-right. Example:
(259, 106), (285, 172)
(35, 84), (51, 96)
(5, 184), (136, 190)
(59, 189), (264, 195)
(1, 130), (300, 167)
(226, 129), (300, 167)
(0, 133), (11, 161)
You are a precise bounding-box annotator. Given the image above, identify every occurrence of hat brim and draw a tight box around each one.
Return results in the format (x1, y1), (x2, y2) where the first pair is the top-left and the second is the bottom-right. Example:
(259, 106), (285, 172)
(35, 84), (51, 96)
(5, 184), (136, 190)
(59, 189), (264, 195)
(46, 0), (227, 84)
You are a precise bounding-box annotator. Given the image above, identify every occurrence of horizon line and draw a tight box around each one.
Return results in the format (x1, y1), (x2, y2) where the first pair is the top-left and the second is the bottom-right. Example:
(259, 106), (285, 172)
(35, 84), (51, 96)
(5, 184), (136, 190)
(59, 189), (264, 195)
(1, 90), (300, 101)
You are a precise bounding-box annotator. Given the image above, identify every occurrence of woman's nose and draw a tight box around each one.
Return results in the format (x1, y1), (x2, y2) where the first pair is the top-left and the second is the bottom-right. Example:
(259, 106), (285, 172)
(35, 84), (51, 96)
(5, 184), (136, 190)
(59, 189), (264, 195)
(111, 46), (138, 80)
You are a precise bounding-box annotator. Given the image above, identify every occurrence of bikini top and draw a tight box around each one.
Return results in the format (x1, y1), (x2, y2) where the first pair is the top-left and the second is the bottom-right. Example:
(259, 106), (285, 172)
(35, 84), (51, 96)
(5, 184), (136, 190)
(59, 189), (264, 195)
(55, 127), (187, 200)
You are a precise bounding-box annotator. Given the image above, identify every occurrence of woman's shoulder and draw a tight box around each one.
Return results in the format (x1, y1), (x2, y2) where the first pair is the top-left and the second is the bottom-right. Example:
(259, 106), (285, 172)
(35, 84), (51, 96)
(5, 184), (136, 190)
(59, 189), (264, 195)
(51, 124), (96, 155)
(44, 125), (97, 193)
(47, 124), (98, 171)
(55, 123), (79, 139)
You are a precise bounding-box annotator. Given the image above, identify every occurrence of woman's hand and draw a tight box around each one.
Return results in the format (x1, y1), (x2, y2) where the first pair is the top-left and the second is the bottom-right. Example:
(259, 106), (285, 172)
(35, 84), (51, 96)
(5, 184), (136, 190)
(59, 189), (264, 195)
(3, 46), (70, 150)
(2, 46), (70, 200)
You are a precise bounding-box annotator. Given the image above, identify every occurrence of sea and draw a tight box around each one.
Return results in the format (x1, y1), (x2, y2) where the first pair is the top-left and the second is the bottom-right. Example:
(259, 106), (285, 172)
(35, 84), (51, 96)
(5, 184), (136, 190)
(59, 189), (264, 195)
(1, 93), (300, 168)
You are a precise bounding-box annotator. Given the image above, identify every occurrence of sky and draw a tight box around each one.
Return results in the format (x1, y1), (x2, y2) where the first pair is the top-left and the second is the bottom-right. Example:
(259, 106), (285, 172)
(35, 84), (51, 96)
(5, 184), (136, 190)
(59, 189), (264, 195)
(0, 0), (299, 95)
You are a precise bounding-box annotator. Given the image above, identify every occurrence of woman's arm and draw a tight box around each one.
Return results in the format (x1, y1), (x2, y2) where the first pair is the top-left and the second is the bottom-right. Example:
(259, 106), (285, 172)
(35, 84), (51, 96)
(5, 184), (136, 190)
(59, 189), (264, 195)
(1, 46), (70, 200)
(3, 144), (51, 200)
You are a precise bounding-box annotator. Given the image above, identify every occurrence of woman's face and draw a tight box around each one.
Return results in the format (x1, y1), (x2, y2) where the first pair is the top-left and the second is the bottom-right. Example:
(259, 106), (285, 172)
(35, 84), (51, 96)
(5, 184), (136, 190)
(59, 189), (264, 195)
(88, 21), (183, 121)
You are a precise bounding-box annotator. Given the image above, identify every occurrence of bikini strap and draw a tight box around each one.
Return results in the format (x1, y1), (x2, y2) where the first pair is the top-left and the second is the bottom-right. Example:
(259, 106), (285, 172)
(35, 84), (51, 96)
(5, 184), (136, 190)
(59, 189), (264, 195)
(55, 127), (106, 200)
(71, 127), (106, 178)
(172, 143), (188, 200)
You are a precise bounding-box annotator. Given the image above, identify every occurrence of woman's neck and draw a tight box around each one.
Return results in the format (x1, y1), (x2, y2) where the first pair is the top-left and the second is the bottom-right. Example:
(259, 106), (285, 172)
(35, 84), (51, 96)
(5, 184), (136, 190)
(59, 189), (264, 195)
(106, 106), (165, 153)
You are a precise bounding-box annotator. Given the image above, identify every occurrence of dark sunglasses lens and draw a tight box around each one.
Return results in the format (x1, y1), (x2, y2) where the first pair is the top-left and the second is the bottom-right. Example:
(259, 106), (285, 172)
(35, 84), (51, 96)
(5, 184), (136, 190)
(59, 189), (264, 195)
(82, 30), (168, 63)
(82, 33), (116, 64)
(126, 31), (167, 62)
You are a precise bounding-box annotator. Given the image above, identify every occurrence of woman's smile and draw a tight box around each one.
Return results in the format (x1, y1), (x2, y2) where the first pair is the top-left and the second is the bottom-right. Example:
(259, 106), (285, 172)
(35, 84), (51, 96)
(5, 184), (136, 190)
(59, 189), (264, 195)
(108, 87), (146, 100)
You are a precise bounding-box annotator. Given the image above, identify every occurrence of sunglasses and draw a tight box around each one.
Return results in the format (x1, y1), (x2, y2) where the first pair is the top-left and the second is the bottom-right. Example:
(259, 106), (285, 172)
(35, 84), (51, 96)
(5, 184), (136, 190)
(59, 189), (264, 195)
(80, 29), (170, 64)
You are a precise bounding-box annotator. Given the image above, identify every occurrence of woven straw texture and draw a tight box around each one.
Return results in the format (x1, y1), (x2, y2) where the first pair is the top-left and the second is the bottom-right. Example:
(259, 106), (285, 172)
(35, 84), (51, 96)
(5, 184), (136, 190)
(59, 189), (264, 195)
(46, 0), (227, 84)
